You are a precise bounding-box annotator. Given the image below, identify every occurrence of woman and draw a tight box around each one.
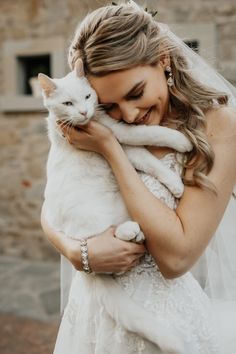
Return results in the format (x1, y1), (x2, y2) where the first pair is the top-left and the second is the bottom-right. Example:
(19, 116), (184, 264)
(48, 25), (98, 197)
(41, 1), (236, 353)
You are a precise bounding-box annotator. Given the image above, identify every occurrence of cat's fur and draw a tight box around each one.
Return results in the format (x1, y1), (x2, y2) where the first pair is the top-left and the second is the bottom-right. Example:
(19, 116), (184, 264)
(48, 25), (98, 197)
(38, 63), (192, 353)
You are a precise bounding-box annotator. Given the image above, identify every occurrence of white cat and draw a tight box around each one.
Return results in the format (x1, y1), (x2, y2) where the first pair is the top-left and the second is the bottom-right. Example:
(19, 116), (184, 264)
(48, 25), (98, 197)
(38, 61), (192, 353)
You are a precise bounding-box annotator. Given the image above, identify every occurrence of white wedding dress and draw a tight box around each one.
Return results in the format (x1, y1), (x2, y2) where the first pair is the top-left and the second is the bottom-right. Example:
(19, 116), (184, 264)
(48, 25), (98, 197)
(53, 153), (220, 354)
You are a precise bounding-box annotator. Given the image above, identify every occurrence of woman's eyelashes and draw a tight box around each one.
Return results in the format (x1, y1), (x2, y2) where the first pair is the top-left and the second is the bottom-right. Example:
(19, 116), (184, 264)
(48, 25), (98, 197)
(100, 90), (144, 112)
(128, 90), (144, 100)
(99, 103), (116, 112)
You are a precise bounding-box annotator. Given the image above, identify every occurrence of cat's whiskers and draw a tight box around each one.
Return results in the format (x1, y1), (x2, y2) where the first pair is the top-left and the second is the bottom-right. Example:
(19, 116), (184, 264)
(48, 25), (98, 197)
(55, 118), (73, 138)
(60, 120), (71, 129)
(63, 120), (74, 138)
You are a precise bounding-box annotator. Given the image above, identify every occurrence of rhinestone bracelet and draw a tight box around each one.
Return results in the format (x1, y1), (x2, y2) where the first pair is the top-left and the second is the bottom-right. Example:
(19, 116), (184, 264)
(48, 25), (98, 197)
(80, 238), (92, 274)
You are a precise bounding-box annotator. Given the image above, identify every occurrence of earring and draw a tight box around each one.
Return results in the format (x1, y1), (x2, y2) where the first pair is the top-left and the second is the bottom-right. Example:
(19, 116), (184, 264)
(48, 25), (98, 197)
(165, 65), (174, 87)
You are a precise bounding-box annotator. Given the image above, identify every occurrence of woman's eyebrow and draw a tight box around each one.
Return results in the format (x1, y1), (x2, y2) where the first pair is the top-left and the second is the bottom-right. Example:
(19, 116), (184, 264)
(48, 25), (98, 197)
(124, 81), (145, 98)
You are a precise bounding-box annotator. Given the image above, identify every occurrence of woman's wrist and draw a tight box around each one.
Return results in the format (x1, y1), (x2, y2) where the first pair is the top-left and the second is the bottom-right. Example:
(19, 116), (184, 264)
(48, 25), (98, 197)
(102, 136), (123, 161)
(68, 236), (95, 273)
(80, 238), (92, 273)
(67, 237), (83, 271)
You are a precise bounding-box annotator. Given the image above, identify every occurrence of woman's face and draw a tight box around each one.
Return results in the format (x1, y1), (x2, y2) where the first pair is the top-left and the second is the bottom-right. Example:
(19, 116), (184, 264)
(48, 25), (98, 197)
(88, 63), (170, 126)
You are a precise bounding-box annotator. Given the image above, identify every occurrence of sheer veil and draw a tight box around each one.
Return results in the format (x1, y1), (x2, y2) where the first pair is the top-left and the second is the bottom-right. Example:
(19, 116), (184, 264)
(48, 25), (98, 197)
(60, 14), (236, 347)
(160, 23), (236, 299)
(161, 22), (236, 352)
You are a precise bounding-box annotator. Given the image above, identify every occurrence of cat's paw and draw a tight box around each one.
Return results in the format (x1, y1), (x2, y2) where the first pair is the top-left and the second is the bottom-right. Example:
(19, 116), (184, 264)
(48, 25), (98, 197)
(164, 174), (184, 198)
(171, 132), (192, 152)
(115, 221), (140, 242)
(134, 230), (145, 243)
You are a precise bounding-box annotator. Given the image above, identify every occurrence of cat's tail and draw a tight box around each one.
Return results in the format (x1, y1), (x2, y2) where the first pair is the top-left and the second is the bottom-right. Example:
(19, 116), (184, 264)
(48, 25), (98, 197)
(94, 274), (185, 354)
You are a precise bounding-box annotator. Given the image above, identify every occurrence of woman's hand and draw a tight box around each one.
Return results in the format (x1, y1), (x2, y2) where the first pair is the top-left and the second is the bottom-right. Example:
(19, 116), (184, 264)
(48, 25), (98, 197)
(41, 204), (146, 273)
(86, 227), (146, 273)
(58, 120), (118, 156)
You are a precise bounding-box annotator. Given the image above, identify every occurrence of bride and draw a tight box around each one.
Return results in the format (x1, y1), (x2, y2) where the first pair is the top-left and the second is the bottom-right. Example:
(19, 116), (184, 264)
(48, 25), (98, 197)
(41, 1), (236, 353)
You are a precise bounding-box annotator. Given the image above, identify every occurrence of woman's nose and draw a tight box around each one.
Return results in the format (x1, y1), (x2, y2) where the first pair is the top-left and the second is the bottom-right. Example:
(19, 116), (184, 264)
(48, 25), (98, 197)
(120, 104), (138, 124)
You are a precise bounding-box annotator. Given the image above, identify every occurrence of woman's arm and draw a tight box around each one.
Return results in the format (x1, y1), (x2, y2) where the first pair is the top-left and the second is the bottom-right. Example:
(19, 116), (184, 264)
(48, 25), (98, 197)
(41, 204), (146, 273)
(41, 204), (83, 270)
(60, 107), (236, 278)
(103, 108), (236, 278)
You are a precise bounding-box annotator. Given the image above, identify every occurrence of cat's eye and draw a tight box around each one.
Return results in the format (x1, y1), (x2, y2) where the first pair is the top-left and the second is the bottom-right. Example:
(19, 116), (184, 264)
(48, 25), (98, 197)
(63, 101), (73, 106)
(85, 94), (91, 100)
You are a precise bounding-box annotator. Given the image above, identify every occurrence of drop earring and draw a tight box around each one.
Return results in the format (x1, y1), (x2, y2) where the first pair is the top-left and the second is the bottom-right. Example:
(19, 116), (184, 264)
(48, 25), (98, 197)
(165, 65), (174, 87)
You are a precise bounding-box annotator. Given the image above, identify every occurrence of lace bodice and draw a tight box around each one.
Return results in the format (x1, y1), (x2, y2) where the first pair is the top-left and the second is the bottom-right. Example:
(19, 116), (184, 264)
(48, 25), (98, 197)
(55, 152), (219, 354)
(111, 153), (219, 354)
(140, 152), (183, 208)
(119, 152), (183, 275)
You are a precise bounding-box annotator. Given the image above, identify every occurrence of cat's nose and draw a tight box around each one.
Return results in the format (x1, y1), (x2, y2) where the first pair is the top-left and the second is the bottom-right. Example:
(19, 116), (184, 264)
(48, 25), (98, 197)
(79, 110), (87, 116)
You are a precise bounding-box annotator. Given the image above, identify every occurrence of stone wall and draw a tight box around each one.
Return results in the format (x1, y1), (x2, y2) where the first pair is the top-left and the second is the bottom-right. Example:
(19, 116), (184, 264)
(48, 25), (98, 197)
(0, 113), (52, 259)
(0, 0), (108, 260)
(0, 0), (236, 260)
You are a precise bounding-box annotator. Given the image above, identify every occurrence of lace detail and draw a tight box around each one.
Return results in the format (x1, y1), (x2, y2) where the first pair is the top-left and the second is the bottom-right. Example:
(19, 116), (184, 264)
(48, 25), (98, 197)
(54, 153), (219, 354)
(111, 153), (219, 353)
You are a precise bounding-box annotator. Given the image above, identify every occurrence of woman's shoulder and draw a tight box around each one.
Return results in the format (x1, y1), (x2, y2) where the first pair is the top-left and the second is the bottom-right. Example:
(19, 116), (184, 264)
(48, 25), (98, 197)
(206, 105), (236, 142)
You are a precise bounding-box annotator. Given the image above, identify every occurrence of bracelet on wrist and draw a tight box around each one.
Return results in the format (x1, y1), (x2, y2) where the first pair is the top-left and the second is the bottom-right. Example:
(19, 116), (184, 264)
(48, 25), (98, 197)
(80, 238), (92, 274)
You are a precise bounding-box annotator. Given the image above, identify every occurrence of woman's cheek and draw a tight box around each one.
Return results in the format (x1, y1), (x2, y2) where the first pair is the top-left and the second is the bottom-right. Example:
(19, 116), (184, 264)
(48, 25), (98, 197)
(107, 111), (121, 121)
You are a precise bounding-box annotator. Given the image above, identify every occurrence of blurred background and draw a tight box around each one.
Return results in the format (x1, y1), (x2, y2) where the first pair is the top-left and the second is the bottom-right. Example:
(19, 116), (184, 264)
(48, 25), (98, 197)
(0, 0), (235, 353)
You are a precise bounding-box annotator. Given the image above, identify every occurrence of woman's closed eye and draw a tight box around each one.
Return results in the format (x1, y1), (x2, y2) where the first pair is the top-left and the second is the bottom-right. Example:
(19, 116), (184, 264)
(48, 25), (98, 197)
(99, 90), (144, 112)
(127, 90), (144, 100)
(99, 103), (117, 112)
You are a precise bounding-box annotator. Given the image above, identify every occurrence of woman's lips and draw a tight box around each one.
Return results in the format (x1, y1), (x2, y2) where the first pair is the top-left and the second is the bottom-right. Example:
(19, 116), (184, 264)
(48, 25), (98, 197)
(135, 107), (152, 125)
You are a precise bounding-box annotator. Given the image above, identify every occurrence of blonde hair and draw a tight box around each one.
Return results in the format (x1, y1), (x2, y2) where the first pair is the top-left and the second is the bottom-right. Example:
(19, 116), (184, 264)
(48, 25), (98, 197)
(68, 1), (228, 191)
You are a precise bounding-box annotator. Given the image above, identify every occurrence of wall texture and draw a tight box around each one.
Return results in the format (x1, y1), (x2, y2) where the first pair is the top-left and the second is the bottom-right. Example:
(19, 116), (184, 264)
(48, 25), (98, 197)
(0, 0), (236, 260)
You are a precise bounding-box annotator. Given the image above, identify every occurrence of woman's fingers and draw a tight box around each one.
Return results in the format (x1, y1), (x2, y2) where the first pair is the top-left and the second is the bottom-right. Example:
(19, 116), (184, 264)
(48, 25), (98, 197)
(56, 120), (94, 148)
(58, 124), (88, 147)
(56, 119), (116, 155)
(124, 255), (142, 271)
(124, 240), (146, 255)
(131, 258), (141, 268)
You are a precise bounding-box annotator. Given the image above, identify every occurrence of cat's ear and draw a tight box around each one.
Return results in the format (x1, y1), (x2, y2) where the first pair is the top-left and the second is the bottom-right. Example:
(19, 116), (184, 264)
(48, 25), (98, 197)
(38, 73), (57, 97)
(74, 58), (84, 78)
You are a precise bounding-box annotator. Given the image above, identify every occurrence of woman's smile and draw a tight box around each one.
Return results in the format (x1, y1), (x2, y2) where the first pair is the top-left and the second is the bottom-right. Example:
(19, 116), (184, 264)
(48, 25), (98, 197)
(135, 107), (153, 125)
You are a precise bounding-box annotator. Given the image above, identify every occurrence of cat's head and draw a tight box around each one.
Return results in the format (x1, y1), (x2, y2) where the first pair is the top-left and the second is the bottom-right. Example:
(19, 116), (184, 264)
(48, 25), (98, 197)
(38, 60), (98, 126)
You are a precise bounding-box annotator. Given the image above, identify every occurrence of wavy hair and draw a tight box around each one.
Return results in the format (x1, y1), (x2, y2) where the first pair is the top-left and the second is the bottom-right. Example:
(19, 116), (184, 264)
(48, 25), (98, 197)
(68, 1), (228, 191)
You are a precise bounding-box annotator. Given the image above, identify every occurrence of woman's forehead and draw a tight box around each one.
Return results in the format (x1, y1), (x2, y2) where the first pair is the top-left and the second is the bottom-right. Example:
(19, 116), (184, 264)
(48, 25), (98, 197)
(88, 65), (153, 103)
